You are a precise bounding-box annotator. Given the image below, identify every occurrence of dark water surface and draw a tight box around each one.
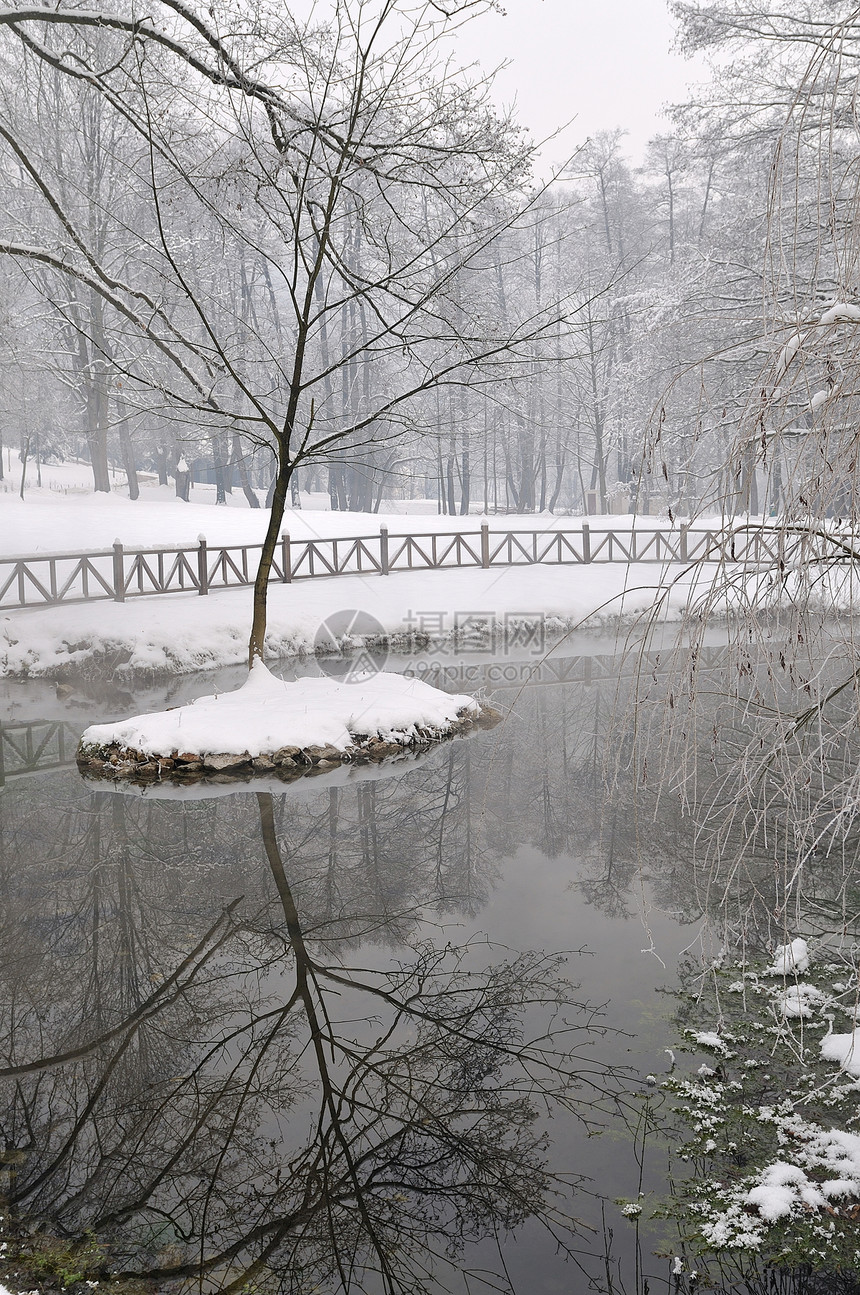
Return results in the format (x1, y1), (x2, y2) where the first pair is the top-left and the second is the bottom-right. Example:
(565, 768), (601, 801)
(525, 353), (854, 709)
(0, 636), (814, 1294)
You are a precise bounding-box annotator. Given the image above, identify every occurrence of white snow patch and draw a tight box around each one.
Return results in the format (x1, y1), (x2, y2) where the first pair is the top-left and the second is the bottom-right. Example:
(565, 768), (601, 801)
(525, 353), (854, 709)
(744, 1161), (825, 1221)
(821, 1028), (860, 1077)
(775, 332), (802, 377)
(810, 389), (829, 411)
(0, 564), (698, 679)
(691, 1031), (732, 1055)
(776, 982), (826, 1018)
(820, 302), (860, 326)
(80, 659), (479, 758)
(700, 1200), (765, 1250)
(0, 488), (688, 559)
(765, 939), (810, 976)
(722, 1119), (860, 1232)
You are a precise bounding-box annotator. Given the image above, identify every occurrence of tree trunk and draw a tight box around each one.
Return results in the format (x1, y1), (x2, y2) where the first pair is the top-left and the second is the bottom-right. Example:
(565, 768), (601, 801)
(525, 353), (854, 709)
(221, 432), (233, 492)
(211, 431), (227, 504)
(515, 411), (535, 513)
(87, 294), (111, 493)
(117, 412), (139, 501)
(249, 450), (291, 666)
(174, 440), (190, 501)
(19, 435), (29, 500)
(548, 439), (567, 513)
(459, 444), (470, 515)
(230, 434), (260, 508)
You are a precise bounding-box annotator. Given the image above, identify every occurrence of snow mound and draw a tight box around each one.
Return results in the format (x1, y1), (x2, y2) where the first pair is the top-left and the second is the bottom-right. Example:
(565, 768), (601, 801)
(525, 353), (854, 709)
(745, 1126), (860, 1222)
(691, 1030), (732, 1055)
(776, 982), (826, 1018)
(820, 302), (860, 326)
(745, 1161), (825, 1221)
(821, 1028), (860, 1077)
(765, 938), (810, 976)
(79, 660), (481, 760)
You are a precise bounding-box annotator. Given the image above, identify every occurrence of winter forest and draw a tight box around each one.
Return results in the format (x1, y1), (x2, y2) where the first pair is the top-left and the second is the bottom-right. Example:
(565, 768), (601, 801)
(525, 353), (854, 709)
(2, 0), (853, 527)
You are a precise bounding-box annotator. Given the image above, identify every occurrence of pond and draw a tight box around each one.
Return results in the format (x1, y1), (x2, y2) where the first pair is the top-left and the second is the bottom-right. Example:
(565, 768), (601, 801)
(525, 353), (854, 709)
(1, 629), (859, 1295)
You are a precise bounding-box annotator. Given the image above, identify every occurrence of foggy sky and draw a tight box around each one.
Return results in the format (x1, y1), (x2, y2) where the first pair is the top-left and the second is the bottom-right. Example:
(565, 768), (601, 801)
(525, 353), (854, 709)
(452, 0), (710, 171)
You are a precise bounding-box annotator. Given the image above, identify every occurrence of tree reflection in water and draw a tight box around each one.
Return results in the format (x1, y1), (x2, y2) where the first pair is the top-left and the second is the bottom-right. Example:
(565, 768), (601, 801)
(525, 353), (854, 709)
(6, 656), (858, 1294)
(0, 745), (624, 1294)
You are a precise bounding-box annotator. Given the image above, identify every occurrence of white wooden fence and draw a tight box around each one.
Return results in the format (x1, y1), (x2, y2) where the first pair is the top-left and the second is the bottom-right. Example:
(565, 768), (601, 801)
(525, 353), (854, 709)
(0, 521), (845, 611)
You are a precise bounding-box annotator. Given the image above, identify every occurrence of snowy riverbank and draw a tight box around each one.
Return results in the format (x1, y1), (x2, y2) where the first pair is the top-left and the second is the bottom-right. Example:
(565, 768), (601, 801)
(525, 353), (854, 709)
(3, 480), (830, 680)
(0, 479), (702, 677)
(0, 563), (696, 678)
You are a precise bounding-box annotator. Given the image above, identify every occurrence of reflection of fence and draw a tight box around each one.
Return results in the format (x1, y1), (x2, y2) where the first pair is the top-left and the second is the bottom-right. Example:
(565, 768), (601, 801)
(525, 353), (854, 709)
(408, 643), (736, 691)
(0, 646), (735, 781)
(0, 720), (82, 784)
(0, 522), (845, 611)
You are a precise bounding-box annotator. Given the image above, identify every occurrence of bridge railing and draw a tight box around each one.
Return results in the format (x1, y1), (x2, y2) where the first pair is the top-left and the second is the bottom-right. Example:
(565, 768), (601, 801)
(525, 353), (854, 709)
(0, 521), (852, 610)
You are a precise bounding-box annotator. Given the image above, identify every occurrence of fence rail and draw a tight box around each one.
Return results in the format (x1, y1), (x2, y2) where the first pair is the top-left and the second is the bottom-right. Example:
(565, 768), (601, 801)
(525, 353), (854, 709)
(0, 522), (850, 611)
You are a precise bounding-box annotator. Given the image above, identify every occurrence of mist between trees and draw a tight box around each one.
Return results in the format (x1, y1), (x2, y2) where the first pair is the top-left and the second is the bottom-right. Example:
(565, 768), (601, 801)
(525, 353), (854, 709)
(1, 0), (851, 533)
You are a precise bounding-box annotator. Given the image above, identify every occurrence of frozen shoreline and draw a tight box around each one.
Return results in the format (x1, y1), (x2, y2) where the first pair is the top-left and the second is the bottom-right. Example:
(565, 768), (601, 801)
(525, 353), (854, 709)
(0, 563), (694, 678)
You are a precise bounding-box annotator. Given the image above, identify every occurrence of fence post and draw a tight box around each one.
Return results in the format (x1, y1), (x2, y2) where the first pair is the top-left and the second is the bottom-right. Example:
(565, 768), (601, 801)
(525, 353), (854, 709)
(581, 523), (591, 564)
(197, 534), (208, 595)
(282, 532), (291, 583)
(112, 540), (125, 602)
(481, 522), (490, 569)
(380, 526), (389, 575)
(680, 523), (688, 563)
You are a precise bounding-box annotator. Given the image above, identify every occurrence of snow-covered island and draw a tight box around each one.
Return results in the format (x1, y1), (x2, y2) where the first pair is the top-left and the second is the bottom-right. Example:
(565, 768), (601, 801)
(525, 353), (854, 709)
(77, 661), (501, 785)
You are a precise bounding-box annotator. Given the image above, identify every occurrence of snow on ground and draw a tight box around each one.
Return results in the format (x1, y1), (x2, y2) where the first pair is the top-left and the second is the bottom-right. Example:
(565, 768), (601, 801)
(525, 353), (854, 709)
(0, 464), (774, 679)
(777, 982), (826, 1018)
(744, 1160), (829, 1222)
(739, 1122), (860, 1224)
(81, 660), (479, 757)
(0, 562), (695, 677)
(690, 1030), (734, 1055)
(1, 480), (490, 555)
(0, 466), (700, 677)
(0, 461), (702, 557)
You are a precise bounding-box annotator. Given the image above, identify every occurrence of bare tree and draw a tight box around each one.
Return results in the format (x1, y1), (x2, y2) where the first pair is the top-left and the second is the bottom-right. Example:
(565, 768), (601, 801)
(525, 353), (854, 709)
(0, 0), (575, 663)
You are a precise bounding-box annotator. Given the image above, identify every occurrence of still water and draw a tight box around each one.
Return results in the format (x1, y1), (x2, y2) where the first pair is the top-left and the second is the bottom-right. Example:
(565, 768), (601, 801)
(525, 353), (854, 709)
(0, 634), (853, 1294)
